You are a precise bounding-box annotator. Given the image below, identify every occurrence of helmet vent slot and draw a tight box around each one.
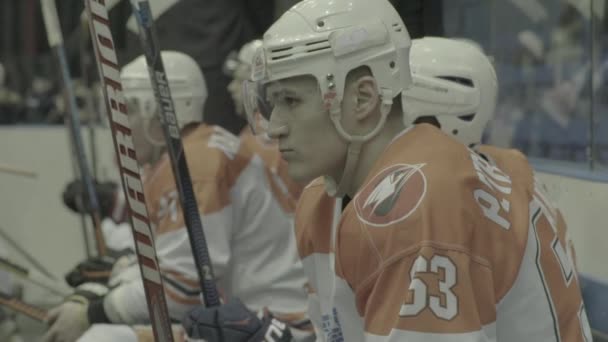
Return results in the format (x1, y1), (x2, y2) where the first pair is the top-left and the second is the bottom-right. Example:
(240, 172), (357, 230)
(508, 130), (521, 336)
(270, 46), (295, 60)
(305, 39), (330, 53)
(270, 40), (331, 60)
(307, 46), (331, 53)
(458, 114), (476, 122)
(306, 39), (328, 46)
(437, 76), (474, 87)
(271, 46), (293, 53)
(271, 53), (293, 60)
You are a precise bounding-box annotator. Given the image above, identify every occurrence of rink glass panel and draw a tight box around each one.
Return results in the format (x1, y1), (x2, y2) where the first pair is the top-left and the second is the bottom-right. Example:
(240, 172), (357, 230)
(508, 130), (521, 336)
(444, 0), (608, 171)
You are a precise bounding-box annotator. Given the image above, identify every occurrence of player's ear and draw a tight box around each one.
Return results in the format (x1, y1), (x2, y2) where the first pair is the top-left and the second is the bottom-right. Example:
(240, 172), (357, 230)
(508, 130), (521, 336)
(353, 76), (380, 121)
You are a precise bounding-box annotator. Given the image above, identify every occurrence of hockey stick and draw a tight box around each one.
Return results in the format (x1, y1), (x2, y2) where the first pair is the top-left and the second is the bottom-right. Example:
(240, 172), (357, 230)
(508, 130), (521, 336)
(40, 0), (107, 257)
(0, 163), (37, 179)
(0, 292), (48, 322)
(79, 16), (100, 180)
(0, 225), (56, 280)
(66, 132), (93, 259)
(80, 15), (99, 259)
(85, 0), (175, 340)
(129, 0), (220, 307)
(0, 256), (70, 297)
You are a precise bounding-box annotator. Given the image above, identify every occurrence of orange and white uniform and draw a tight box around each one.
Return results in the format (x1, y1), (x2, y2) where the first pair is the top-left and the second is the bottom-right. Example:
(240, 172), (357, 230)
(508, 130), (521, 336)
(101, 124), (308, 325)
(296, 124), (592, 341)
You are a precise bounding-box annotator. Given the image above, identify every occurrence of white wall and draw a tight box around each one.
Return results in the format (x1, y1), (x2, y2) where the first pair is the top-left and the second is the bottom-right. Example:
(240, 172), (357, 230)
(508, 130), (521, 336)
(537, 172), (608, 280)
(0, 126), (119, 305)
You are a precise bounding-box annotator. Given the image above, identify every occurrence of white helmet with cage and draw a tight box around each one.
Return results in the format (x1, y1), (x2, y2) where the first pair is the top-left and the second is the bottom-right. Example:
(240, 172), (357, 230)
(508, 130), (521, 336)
(224, 40), (263, 77)
(121, 50), (207, 145)
(244, 0), (412, 196)
(238, 40), (263, 67)
(403, 37), (498, 147)
(225, 40), (264, 117)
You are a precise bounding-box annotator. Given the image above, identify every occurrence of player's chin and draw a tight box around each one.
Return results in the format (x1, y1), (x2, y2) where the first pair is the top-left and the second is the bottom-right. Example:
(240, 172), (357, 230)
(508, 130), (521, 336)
(286, 162), (317, 185)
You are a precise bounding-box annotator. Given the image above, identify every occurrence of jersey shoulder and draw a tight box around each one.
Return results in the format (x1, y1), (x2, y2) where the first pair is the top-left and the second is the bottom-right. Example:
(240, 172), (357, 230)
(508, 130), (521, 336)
(183, 124), (256, 182)
(295, 178), (335, 259)
(339, 125), (535, 292)
(142, 124), (257, 232)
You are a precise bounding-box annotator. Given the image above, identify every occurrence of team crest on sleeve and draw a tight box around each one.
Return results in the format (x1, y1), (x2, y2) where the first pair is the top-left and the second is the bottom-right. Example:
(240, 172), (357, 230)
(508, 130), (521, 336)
(354, 164), (427, 227)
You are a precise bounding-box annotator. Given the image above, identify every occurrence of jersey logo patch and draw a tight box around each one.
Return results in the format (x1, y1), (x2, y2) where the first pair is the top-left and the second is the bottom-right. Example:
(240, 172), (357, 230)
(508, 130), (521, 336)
(354, 163), (426, 227)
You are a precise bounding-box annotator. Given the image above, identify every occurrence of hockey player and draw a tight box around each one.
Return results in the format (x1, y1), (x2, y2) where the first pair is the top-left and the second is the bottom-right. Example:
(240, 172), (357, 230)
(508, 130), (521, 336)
(183, 1), (592, 341)
(227, 39), (303, 213)
(43, 51), (310, 342)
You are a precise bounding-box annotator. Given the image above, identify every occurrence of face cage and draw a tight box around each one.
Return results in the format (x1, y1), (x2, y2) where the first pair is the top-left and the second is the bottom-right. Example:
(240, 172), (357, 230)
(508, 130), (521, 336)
(242, 80), (273, 137)
(125, 95), (158, 121)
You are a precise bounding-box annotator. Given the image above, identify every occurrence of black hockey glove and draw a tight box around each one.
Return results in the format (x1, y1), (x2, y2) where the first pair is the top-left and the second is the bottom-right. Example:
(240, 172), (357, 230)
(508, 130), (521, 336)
(65, 256), (113, 288)
(182, 298), (292, 342)
(62, 179), (117, 218)
(65, 248), (133, 287)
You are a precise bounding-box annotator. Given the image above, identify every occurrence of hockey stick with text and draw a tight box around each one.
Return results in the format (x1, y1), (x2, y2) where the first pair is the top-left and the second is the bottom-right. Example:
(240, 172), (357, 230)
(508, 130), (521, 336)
(40, 0), (107, 257)
(85, 0), (175, 340)
(0, 292), (48, 322)
(0, 256), (70, 297)
(129, 0), (220, 307)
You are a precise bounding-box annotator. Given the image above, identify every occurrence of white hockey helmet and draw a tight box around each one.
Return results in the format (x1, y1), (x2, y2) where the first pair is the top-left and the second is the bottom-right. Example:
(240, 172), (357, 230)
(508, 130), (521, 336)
(403, 37), (498, 147)
(224, 40), (263, 76)
(238, 40), (263, 66)
(121, 51), (207, 144)
(244, 0), (412, 196)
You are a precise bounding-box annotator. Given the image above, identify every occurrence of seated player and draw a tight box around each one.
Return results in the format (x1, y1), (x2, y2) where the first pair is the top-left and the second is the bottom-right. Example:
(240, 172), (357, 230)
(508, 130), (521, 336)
(181, 1), (592, 341)
(43, 51), (310, 342)
(227, 39), (304, 214)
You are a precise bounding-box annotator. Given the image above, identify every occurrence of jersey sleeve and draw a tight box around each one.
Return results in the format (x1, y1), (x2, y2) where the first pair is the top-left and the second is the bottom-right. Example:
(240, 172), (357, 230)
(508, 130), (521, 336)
(104, 179), (234, 323)
(352, 244), (497, 341)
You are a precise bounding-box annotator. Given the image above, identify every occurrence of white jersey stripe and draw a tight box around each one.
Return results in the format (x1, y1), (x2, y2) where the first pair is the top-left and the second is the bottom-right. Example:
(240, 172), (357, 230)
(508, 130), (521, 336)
(365, 322), (497, 342)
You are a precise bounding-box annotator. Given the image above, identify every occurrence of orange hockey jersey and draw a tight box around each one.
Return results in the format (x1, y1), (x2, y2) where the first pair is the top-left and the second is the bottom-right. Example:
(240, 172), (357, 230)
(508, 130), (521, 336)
(103, 124), (308, 324)
(296, 124), (592, 341)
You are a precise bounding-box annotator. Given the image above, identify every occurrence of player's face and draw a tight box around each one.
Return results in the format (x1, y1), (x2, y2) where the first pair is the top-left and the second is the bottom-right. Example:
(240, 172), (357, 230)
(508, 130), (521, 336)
(227, 64), (250, 117)
(267, 76), (347, 184)
(125, 97), (158, 165)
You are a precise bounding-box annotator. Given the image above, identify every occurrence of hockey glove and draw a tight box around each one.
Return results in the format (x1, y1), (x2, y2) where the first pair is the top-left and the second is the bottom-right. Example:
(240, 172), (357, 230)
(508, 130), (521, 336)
(182, 298), (292, 342)
(62, 179), (117, 218)
(65, 256), (114, 287)
(43, 282), (109, 342)
(64, 248), (133, 287)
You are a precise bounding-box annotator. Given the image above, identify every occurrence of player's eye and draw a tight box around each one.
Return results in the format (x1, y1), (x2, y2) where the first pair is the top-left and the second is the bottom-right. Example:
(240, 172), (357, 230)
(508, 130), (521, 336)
(282, 96), (300, 107)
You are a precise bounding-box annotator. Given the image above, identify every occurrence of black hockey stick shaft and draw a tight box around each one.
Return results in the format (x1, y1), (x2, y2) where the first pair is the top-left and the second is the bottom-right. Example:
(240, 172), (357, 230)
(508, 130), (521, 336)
(66, 128), (94, 259)
(129, 0), (220, 307)
(40, 0), (107, 257)
(85, 0), (175, 340)
(0, 292), (48, 322)
(80, 17), (99, 179)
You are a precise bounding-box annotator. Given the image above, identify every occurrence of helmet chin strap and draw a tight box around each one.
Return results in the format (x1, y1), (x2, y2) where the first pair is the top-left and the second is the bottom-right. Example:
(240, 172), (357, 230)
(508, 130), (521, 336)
(324, 89), (393, 198)
(324, 142), (362, 197)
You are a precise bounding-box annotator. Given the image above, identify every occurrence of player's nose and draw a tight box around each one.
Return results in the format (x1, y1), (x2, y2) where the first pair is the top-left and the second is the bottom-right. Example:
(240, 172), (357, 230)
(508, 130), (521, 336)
(268, 108), (288, 139)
